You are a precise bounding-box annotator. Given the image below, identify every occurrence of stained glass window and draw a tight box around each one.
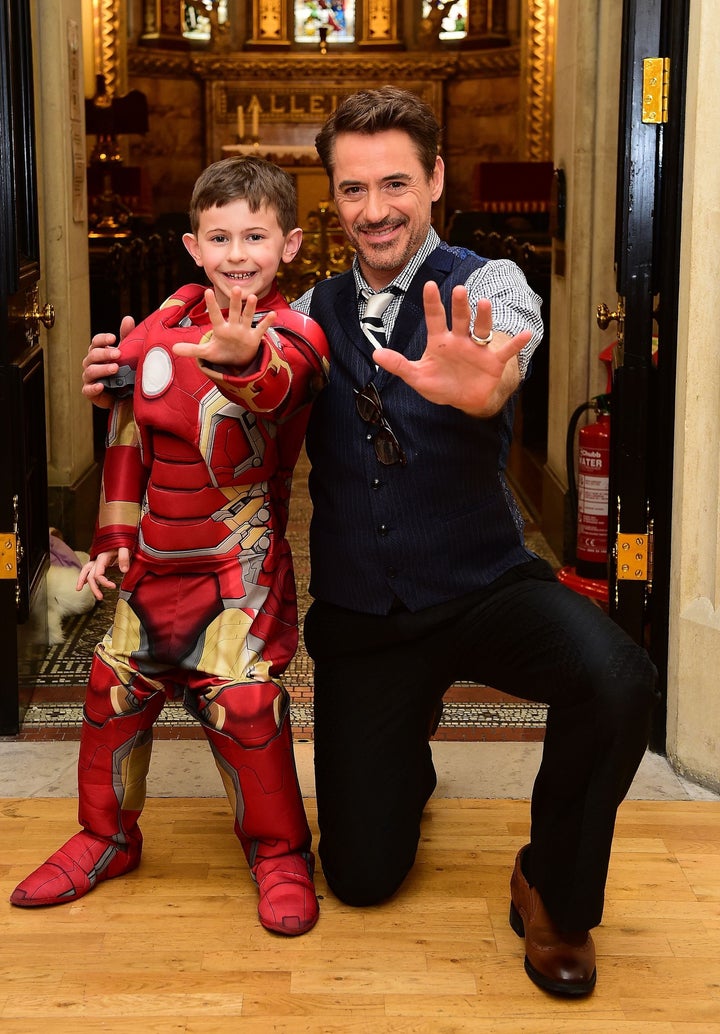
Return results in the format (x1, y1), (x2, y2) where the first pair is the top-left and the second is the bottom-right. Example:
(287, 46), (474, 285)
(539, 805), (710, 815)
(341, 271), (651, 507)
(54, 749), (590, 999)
(294, 1), (356, 44)
(183, 1), (229, 41)
(422, 0), (467, 40)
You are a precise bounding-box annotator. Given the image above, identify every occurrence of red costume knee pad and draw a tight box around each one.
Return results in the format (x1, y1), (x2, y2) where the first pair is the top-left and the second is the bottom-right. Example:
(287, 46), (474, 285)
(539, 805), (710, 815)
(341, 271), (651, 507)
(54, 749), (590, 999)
(195, 678), (288, 748)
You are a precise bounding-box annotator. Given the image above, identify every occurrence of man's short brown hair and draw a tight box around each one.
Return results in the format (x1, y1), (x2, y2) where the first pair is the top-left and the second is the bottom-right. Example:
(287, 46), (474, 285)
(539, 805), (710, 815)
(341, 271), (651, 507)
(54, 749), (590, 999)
(315, 87), (441, 186)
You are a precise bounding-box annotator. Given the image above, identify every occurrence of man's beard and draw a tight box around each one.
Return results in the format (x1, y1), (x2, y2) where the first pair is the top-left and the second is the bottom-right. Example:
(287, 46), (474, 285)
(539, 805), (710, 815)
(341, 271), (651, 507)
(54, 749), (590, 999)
(348, 218), (425, 274)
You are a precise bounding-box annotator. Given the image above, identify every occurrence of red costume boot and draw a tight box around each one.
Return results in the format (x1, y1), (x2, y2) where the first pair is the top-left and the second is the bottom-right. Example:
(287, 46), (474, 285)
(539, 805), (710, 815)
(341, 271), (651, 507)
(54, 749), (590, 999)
(10, 655), (165, 907)
(198, 681), (318, 936)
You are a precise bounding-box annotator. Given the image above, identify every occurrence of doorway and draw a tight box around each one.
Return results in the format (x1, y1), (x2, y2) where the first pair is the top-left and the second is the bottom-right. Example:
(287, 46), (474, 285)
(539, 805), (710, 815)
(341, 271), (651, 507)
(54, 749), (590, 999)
(0, 0), (50, 734)
(607, 0), (688, 750)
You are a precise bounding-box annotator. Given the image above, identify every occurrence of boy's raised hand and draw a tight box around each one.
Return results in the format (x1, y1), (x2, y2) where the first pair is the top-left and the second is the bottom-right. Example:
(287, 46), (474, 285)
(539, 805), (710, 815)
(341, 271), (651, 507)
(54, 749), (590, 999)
(172, 287), (276, 369)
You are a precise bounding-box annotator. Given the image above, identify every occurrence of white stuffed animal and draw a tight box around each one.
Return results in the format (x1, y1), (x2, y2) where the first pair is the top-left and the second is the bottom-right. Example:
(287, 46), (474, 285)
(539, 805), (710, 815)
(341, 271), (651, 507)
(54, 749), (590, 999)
(47, 530), (96, 645)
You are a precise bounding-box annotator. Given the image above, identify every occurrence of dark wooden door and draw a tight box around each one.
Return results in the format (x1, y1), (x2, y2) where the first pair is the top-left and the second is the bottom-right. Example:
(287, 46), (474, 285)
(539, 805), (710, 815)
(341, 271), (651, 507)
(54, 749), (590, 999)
(608, 0), (689, 749)
(0, 0), (51, 735)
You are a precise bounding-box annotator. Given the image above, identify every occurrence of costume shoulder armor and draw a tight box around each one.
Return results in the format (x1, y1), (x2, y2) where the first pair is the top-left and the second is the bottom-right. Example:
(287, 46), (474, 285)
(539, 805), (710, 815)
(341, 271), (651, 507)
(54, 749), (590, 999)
(270, 309), (331, 372)
(160, 283), (207, 306)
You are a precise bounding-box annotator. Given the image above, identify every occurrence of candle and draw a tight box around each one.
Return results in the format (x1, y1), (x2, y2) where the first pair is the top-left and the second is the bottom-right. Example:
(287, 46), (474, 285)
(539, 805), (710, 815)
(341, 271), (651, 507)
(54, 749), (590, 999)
(236, 105), (245, 140)
(251, 105), (259, 140)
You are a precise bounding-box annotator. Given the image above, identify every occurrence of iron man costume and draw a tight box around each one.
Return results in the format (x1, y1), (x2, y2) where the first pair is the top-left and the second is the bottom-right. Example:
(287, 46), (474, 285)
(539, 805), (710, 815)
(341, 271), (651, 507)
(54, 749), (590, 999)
(11, 282), (330, 936)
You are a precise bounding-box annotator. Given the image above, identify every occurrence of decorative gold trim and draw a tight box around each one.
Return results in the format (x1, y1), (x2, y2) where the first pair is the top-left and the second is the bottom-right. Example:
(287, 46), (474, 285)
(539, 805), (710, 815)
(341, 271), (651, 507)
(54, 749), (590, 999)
(92, 0), (125, 96)
(128, 47), (521, 81)
(520, 0), (554, 160)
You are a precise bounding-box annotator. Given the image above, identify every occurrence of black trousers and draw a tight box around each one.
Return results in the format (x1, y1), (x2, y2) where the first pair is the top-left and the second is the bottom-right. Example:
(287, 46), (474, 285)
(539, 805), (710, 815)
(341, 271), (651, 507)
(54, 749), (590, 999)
(304, 559), (658, 931)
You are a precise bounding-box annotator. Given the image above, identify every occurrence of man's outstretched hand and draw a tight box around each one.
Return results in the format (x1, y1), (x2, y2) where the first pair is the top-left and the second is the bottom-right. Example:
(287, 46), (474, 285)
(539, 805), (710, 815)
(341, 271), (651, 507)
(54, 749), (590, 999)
(82, 315), (136, 408)
(373, 281), (531, 417)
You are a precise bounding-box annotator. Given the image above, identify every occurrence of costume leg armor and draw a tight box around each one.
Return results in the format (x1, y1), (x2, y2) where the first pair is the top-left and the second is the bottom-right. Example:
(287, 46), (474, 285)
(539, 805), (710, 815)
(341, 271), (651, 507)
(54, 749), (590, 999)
(10, 647), (165, 907)
(194, 680), (318, 936)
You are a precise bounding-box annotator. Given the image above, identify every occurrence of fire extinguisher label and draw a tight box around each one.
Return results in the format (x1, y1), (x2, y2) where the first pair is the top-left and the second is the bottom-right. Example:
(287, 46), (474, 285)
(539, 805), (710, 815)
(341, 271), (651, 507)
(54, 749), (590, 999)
(577, 442), (609, 560)
(578, 473), (609, 516)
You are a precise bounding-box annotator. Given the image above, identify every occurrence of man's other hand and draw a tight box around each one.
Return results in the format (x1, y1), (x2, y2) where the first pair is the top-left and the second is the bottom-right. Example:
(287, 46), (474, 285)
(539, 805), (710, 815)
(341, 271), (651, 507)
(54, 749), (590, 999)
(82, 315), (136, 408)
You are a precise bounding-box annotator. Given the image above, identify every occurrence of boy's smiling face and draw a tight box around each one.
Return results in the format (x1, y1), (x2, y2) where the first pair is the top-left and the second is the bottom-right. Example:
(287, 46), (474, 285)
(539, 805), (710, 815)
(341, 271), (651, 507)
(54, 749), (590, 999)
(183, 197), (302, 307)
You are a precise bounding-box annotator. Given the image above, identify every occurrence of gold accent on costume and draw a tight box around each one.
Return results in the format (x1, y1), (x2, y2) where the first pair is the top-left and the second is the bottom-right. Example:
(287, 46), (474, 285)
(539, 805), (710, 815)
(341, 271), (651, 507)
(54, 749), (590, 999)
(100, 601), (145, 683)
(107, 398), (140, 447)
(198, 608), (273, 683)
(120, 735), (154, 812)
(97, 484), (142, 536)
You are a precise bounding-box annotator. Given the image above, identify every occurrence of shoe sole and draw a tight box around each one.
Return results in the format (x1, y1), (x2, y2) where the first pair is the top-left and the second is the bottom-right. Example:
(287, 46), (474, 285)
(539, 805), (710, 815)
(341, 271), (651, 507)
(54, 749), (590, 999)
(509, 900), (597, 997)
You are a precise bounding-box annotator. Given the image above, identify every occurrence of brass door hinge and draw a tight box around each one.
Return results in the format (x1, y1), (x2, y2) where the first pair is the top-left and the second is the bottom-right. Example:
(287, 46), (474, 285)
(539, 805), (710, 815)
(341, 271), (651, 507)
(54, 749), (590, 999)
(616, 533), (648, 581)
(0, 496), (23, 608)
(642, 57), (670, 124)
(615, 518), (654, 589)
(0, 533), (19, 579)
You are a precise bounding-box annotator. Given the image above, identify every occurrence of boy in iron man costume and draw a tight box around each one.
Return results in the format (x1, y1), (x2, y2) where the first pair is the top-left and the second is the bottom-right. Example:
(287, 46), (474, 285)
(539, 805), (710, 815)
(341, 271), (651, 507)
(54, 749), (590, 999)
(11, 156), (330, 936)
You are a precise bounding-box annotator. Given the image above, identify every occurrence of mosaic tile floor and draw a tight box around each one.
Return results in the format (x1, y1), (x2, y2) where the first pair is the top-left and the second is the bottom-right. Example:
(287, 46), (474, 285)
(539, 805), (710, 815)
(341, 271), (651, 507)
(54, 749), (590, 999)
(18, 452), (557, 743)
(18, 698), (549, 736)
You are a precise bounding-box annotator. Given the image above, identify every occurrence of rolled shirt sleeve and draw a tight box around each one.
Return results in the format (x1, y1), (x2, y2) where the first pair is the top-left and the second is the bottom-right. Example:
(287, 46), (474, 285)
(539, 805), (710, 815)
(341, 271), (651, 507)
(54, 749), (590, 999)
(465, 259), (544, 379)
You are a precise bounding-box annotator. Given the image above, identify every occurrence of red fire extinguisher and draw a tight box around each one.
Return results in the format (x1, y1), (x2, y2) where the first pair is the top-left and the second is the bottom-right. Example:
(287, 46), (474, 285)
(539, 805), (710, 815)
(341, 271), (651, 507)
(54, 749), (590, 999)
(566, 396), (611, 569)
(557, 346), (615, 607)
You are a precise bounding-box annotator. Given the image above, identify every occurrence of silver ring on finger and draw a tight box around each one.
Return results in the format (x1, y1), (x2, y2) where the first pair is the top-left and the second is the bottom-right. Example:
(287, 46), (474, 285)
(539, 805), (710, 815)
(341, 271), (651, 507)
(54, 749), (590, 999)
(470, 330), (493, 346)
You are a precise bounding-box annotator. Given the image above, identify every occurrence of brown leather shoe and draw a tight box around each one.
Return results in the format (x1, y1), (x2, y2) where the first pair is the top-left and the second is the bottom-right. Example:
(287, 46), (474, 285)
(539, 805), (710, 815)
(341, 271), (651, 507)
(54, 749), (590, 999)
(509, 845), (597, 996)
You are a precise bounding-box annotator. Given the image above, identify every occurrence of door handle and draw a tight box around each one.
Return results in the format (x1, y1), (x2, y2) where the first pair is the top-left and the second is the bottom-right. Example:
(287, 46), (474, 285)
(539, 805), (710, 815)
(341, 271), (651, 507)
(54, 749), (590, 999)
(25, 300), (55, 331)
(596, 300), (624, 336)
(596, 297), (625, 363)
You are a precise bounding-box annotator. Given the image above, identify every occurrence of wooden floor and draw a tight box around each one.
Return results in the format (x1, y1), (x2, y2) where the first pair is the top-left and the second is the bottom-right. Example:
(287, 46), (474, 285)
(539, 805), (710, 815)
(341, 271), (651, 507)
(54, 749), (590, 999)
(1, 796), (720, 1033)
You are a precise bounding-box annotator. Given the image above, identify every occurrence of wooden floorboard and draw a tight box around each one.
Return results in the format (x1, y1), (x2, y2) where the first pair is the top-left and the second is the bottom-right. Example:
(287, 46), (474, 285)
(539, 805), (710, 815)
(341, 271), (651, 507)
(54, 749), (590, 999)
(2, 797), (720, 1032)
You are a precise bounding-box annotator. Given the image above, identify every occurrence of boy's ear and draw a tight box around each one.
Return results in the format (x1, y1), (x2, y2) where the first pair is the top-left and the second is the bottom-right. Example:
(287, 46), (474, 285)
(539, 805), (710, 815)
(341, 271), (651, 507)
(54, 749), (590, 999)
(282, 227), (303, 264)
(182, 232), (204, 266)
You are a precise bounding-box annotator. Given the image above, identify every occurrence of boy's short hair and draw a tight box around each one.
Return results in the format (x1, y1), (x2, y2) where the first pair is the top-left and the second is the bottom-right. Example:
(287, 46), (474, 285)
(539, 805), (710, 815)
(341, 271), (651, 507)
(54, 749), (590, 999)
(188, 155), (298, 235)
(315, 86), (440, 185)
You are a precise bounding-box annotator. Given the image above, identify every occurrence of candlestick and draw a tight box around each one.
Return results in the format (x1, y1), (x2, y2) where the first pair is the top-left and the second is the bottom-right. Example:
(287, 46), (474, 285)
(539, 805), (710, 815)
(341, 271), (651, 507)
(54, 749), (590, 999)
(251, 106), (259, 141)
(236, 105), (245, 142)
